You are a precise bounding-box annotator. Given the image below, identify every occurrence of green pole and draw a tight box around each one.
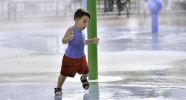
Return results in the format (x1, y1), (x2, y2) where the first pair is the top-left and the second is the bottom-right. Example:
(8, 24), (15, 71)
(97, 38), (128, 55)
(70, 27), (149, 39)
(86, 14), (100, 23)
(87, 0), (98, 80)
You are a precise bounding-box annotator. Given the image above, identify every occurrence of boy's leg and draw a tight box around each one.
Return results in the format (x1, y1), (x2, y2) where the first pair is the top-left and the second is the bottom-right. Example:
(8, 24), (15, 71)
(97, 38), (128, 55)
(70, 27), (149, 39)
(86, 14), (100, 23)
(78, 55), (89, 90)
(57, 74), (67, 88)
(55, 74), (67, 96)
(80, 74), (89, 90)
(81, 74), (88, 79)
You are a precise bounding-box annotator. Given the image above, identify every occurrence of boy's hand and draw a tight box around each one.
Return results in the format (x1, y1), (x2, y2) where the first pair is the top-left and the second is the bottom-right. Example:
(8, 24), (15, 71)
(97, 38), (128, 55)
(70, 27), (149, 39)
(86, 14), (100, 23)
(62, 27), (74, 44)
(92, 37), (100, 44)
(67, 33), (74, 41)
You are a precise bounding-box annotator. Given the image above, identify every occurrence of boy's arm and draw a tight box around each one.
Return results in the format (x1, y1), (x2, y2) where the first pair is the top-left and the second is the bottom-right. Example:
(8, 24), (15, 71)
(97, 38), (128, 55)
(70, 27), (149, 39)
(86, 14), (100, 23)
(62, 27), (74, 44)
(85, 37), (100, 45)
(85, 39), (94, 44)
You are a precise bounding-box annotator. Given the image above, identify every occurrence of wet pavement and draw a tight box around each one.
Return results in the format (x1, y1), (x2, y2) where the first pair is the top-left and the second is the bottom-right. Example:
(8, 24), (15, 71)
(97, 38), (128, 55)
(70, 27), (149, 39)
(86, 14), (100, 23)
(0, 13), (186, 100)
(1, 81), (186, 100)
(98, 26), (186, 51)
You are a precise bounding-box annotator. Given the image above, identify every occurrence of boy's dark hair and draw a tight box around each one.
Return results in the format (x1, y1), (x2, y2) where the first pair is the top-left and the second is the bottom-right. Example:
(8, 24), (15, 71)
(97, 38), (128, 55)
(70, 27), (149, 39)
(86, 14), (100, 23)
(74, 8), (90, 20)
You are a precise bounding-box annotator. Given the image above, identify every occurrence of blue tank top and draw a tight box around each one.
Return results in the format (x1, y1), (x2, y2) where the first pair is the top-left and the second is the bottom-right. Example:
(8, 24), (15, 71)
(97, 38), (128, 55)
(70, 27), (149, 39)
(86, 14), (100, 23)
(65, 26), (85, 59)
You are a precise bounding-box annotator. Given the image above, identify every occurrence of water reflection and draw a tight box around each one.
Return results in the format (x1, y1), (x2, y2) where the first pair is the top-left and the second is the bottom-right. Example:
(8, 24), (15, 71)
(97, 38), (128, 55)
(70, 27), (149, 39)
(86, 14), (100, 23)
(83, 82), (100, 100)
(99, 26), (186, 52)
(151, 32), (159, 50)
(83, 93), (89, 100)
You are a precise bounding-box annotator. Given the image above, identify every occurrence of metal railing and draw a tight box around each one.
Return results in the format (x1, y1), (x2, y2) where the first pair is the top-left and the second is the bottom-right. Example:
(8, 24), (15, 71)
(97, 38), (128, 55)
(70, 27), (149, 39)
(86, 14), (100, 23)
(0, 0), (138, 20)
(0, 0), (186, 21)
(0, 0), (76, 20)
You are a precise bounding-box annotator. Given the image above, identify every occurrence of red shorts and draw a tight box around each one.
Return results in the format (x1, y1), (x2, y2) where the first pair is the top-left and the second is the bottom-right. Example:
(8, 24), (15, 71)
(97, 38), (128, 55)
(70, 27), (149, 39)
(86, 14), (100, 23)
(60, 55), (89, 77)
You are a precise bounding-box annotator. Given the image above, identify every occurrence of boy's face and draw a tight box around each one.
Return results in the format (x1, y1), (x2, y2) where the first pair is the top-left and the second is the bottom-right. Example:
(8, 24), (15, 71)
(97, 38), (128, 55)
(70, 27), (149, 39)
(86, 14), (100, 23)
(76, 16), (89, 31)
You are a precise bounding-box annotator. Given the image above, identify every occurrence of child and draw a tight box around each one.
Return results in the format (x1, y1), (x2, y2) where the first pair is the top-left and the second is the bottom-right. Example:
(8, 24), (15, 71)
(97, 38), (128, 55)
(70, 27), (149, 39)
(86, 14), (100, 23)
(54, 8), (100, 96)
